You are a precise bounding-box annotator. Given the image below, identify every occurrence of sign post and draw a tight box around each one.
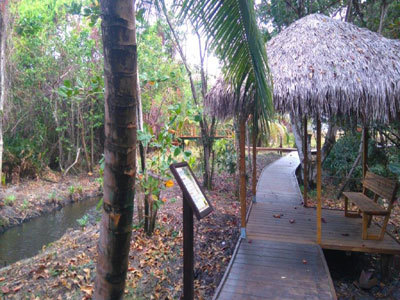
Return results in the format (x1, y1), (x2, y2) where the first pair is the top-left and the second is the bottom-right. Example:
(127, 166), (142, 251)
(170, 162), (213, 300)
(183, 194), (194, 299)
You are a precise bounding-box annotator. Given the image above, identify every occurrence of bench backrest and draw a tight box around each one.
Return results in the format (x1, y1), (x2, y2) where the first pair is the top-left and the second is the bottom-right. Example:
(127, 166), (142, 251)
(363, 171), (398, 203)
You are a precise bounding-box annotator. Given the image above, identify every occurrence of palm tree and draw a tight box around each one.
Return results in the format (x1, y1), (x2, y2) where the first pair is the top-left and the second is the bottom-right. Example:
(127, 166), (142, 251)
(95, 0), (273, 298)
(94, 0), (138, 299)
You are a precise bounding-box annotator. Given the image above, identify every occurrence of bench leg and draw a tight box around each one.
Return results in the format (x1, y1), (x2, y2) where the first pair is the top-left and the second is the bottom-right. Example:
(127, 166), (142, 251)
(379, 214), (390, 240)
(362, 213), (368, 240)
(344, 196), (361, 218)
(367, 215), (373, 228)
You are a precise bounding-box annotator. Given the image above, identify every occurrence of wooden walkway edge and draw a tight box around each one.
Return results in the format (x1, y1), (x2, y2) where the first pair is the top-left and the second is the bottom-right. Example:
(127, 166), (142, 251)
(214, 151), (400, 299)
(214, 153), (337, 300)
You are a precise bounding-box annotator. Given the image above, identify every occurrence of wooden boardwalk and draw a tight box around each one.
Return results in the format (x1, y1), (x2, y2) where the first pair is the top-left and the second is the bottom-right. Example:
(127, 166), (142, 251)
(214, 152), (400, 300)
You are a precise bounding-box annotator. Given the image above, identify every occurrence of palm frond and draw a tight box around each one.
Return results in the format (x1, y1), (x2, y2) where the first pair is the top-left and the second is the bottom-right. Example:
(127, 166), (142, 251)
(181, 0), (274, 124)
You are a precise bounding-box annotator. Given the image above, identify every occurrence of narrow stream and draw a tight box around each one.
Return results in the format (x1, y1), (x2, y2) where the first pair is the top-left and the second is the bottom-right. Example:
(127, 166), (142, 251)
(0, 197), (100, 267)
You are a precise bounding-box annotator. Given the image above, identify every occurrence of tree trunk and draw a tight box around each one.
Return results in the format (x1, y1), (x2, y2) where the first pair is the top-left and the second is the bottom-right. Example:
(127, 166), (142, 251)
(291, 113), (312, 184)
(90, 98), (94, 172)
(291, 114), (338, 185)
(311, 120), (338, 180)
(159, 1), (216, 189)
(94, 1), (138, 299)
(378, 0), (389, 34)
(0, 1), (8, 186)
(336, 139), (363, 199)
(345, 0), (353, 22)
(246, 121), (252, 172)
(79, 107), (91, 172)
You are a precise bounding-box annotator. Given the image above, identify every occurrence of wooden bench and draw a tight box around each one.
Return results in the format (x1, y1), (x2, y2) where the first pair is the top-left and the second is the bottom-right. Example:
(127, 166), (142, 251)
(343, 171), (398, 240)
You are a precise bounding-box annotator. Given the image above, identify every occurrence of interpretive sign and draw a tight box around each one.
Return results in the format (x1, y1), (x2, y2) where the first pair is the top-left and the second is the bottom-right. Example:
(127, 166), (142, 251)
(170, 162), (213, 300)
(170, 162), (213, 220)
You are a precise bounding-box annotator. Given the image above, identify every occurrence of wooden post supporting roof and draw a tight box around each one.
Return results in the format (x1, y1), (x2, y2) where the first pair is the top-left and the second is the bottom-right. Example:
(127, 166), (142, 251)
(362, 126), (368, 194)
(252, 126), (257, 201)
(239, 118), (247, 238)
(362, 127), (368, 178)
(316, 118), (322, 244)
(303, 117), (308, 207)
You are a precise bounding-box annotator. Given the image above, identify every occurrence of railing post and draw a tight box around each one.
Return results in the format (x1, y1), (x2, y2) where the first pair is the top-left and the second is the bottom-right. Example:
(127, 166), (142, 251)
(252, 125), (257, 203)
(316, 118), (322, 244)
(239, 117), (247, 238)
(303, 116), (308, 207)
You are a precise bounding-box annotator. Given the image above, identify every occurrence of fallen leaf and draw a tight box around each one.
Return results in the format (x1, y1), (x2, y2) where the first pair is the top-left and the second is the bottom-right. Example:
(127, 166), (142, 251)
(0, 277), (5, 282)
(13, 285), (22, 293)
(302, 259), (307, 264)
(1, 286), (9, 294)
(81, 285), (93, 296)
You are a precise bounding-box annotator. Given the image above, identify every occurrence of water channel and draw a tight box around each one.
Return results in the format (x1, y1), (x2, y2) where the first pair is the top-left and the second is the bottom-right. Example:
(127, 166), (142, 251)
(0, 197), (99, 267)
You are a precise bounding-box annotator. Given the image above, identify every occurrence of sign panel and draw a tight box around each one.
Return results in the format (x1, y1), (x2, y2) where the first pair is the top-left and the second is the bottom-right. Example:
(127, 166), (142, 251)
(170, 162), (213, 220)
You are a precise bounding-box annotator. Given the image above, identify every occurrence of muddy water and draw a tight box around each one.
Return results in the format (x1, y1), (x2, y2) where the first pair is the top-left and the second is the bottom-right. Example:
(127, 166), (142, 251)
(0, 197), (100, 267)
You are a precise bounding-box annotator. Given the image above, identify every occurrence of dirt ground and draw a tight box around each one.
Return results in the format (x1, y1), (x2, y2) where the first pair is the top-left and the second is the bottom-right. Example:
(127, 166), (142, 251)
(0, 153), (280, 299)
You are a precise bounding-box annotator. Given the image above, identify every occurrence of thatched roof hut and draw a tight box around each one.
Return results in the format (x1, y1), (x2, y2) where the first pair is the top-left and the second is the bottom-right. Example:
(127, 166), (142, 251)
(204, 77), (255, 121)
(206, 14), (400, 124)
(268, 14), (400, 124)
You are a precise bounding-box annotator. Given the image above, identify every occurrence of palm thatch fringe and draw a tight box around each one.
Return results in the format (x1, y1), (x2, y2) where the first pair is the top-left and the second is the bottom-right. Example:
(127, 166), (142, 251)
(268, 14), (400, 124)
(204, 77), (255, 120)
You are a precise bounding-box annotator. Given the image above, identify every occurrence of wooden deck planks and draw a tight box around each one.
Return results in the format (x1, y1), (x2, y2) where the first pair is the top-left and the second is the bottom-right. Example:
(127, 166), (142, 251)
(214, 152), (400, 300)
(247, 201), (400, 254)
(214, 240), (335, 300)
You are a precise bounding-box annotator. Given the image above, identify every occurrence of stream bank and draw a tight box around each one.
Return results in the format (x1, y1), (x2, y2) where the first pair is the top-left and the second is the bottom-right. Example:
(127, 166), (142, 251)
(0, 171), (101, 233)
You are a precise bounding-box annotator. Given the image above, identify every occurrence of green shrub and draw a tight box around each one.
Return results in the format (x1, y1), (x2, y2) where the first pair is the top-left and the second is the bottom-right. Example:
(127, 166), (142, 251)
(77, 214), (89, 228)
(324, 132), (389, 188)
(68, 185), (75, 195)
(4, 195), (16, 206)
(214, 139), (237, 174)
(76, 185), (83, 194)
(48, 190), (57, 200)
(21, 199), (30, 210)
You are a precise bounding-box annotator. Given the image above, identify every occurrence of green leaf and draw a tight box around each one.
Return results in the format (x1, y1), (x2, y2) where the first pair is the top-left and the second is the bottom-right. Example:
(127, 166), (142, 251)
(173, 147), (181, 156)
(181, 0), (273, 125)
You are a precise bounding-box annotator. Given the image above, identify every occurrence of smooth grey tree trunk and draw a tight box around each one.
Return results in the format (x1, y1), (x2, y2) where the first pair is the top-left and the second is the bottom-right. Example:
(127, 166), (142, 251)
(0, 1), (8, 186)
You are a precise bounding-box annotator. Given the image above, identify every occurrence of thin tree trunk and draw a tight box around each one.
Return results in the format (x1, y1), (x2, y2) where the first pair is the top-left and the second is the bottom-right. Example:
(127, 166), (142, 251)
(246, 121), (251, 173)
(345, 0), (353, 22)
(0, 1), (8, 186)
(159, 1), (216, 189)
(95, 1), (137, 299)
(336, 139), (363, 199)
(53, 97), (64, 171)
(79, 108), (91, 172)
(90, 98), (94, 172)
(378, 0), (389, 34)
(291, 113), (312, 183)
(311, 120), (338, 181)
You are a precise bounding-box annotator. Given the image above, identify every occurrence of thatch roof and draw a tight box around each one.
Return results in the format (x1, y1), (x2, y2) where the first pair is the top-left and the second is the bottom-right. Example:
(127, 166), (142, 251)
(206, 14), (400, 124)
(269, 14), (400, 124)
(204, 77), (254, 120)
